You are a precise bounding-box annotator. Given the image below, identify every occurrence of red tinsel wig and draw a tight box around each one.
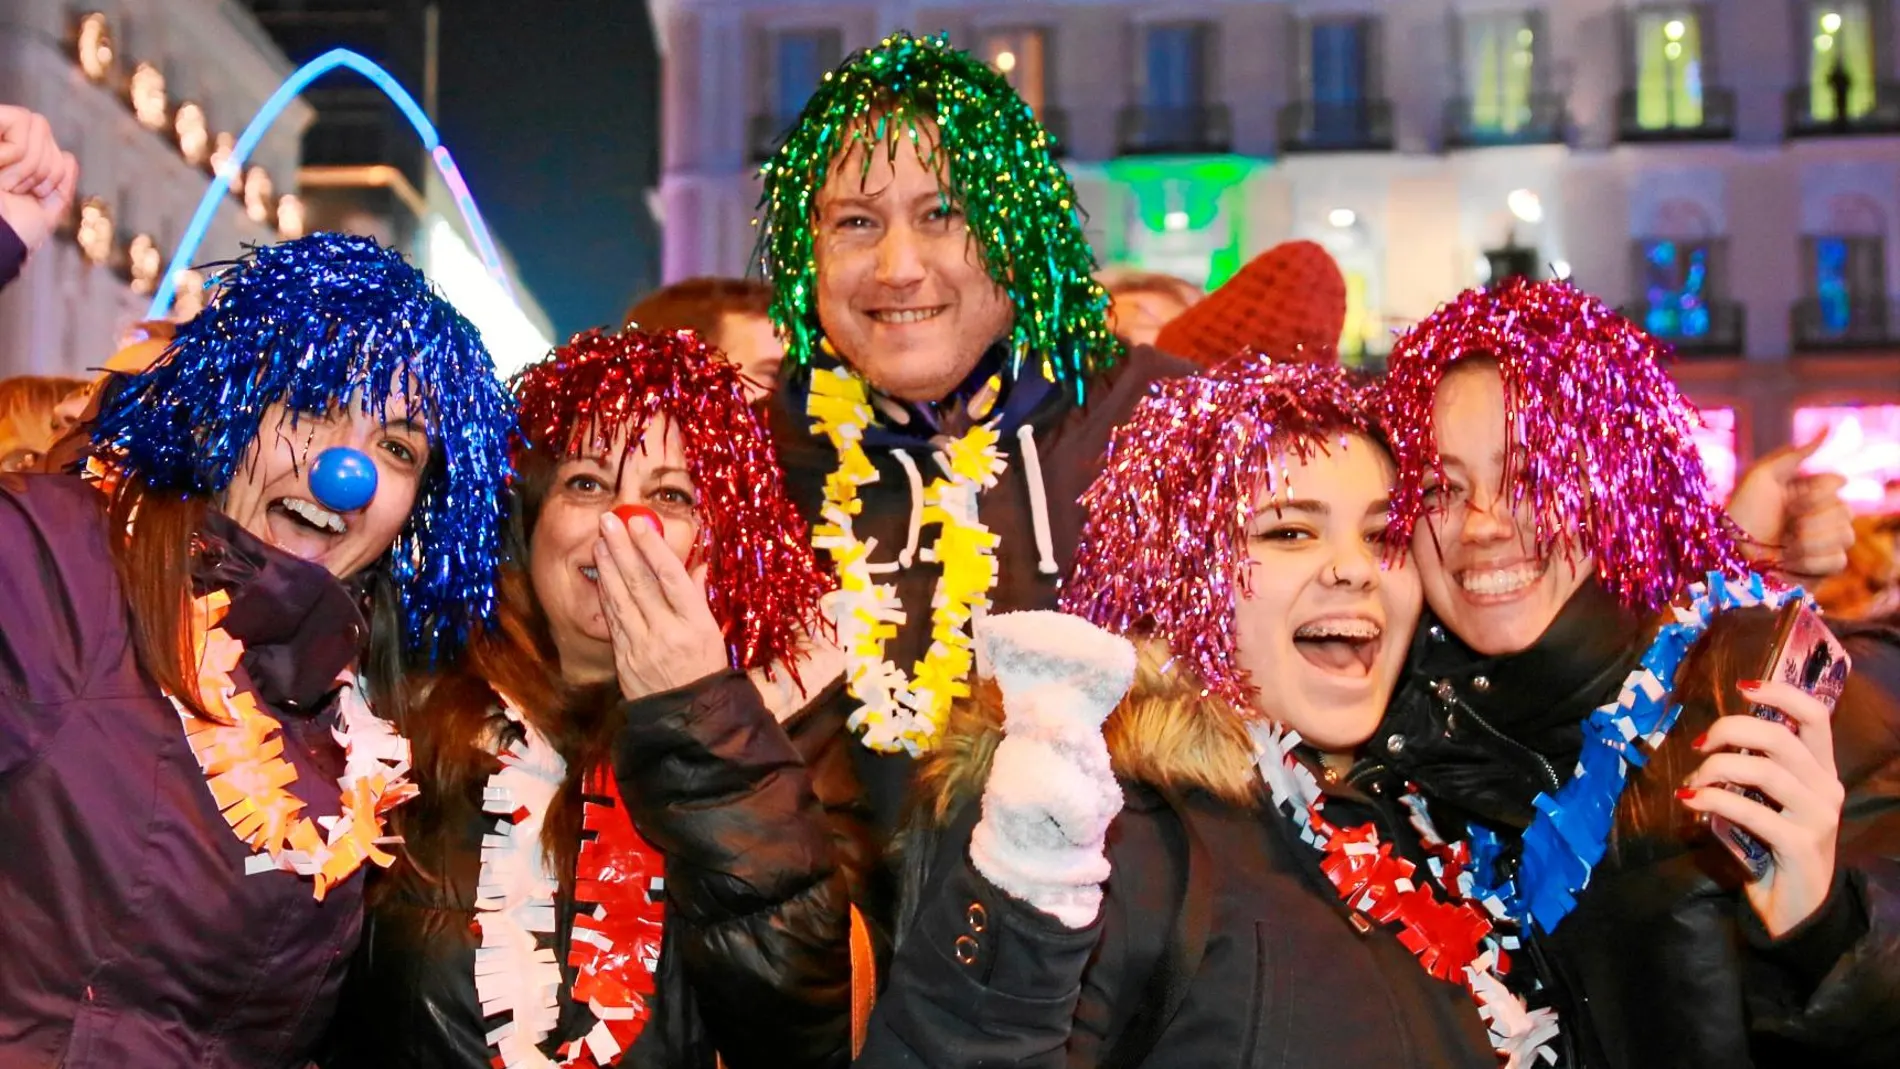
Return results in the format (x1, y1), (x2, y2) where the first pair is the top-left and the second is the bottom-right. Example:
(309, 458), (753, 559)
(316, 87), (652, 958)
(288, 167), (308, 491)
(510, 328), (830, 673)
(1376, 277), (1748, 614)
(1060, 357), (1382, 707)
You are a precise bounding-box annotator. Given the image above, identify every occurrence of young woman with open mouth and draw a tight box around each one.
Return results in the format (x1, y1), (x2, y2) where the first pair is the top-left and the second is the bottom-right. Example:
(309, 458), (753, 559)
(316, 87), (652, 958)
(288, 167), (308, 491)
(0, 233), (514, 1069)
(858, 360), (1537, 1068)
(1367, 278), (1900, 1067)
(325, 328), (861, 1069)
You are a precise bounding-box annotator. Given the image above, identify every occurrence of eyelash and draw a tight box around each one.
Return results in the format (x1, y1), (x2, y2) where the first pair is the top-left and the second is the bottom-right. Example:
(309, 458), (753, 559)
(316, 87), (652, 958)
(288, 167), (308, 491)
(380, 440), (420, 468)
(651, 486), (696, 510)
(1252, 526), (1391, 544)
(564, 473), (607, 494)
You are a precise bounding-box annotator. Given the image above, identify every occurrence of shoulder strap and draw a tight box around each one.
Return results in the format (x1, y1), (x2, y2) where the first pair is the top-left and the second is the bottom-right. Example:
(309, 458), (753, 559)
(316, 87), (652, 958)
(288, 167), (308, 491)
(1099, 787), (1214, 1069)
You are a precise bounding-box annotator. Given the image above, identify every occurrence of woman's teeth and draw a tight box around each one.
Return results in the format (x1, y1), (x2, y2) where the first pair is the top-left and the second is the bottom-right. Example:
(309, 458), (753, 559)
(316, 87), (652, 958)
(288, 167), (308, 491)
(580, 566), (600, 582)
(1292, 618), (1382, 675)
(1457, 562), (1544, 597)
(277, 498), (346, 534)
(869, 307), (944, 324)
(1293, 619), (1382, 641)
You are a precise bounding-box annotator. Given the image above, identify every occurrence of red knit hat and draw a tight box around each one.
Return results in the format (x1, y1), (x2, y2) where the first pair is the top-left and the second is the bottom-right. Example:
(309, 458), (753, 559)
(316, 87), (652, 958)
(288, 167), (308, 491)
(1154, 240), (1347, 367)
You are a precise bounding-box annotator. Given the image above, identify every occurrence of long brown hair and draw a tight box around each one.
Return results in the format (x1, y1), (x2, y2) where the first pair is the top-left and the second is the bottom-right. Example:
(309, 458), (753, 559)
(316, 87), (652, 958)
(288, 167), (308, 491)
(395, 442), (621, 889)
(1613, 612), (1756, 848)
(105, 474), (213, 719)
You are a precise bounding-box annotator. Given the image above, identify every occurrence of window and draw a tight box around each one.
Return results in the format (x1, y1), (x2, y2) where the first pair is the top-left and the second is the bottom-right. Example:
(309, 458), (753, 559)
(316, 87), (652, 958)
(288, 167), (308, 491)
(1641, 238), (1715, 337)
(1791, 405), (1900, 512)
(1807, 3), (1878, 121)
(1142, 23), (1209, 110)
(1691, 406), (1739, 500)
(980, 28), (1048, 114)
(1309, 19), (1372, 106)
(771, 29), (841, 119)
(1462, 12), (1543, 133)
(1633, 10), (1705, 129)
(1808, 234), (1885, 332)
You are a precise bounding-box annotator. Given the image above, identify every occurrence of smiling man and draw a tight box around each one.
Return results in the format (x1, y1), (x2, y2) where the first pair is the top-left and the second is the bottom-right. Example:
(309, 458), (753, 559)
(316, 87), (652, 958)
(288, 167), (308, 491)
(756, 33), (1194, 937)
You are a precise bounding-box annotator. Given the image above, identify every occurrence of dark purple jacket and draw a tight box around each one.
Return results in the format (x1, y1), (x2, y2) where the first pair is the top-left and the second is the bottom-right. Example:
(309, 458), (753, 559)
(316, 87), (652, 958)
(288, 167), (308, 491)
(0, 217), (23, 290)
(0, 473), (370, 1068)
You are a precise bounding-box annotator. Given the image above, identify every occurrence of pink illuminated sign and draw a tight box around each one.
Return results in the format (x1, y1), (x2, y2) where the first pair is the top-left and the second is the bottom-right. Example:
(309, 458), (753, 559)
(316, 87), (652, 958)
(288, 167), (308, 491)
(1691, 406), (1738, 500)
(1791, 404), (1900, 514)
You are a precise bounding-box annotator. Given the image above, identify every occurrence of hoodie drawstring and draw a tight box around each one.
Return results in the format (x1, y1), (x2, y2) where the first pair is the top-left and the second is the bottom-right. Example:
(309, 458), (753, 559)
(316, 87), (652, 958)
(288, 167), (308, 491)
(865, 448), (927, 575)
(1016, 425), (1060, 576)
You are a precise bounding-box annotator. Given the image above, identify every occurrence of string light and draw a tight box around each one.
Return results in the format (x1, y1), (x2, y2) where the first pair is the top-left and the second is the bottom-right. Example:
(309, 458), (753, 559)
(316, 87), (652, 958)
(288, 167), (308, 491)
(77, 198), (114, 265)
(76, 13), (113, 81)
(128, 234), (161, 294)
(276, 194), (305, 239)
(130, 63), (169, 130)
(175, 103), (210, 165)
(243, 166), (275, 224)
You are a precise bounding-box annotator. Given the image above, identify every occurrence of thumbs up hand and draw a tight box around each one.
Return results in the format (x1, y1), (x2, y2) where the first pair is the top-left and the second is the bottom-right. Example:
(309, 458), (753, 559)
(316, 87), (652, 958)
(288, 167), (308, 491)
(1727, 432), (1855, 580)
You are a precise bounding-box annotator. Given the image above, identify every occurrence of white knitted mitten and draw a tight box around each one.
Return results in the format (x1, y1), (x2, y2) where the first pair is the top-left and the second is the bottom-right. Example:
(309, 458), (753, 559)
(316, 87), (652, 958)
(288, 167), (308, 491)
(968, 611), (1138, 929)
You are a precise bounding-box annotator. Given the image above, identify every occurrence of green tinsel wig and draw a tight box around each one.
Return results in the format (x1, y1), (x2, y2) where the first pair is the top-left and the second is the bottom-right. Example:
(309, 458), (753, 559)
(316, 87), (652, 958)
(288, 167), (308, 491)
(754, 31), (1121, 396)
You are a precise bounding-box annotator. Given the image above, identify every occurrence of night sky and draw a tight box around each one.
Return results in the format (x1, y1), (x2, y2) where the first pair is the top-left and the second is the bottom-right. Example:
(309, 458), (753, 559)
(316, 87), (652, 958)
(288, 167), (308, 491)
(433, 1), (661, 338)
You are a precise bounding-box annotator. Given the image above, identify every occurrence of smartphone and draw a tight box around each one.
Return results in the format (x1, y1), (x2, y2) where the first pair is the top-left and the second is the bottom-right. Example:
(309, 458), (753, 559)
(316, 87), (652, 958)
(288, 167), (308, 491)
(1710, 601), (1852, 880)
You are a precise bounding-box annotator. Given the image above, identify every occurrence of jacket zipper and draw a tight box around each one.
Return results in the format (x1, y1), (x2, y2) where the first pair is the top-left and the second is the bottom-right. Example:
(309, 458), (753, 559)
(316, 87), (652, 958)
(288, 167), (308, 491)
(1434, 682), (1562, 793)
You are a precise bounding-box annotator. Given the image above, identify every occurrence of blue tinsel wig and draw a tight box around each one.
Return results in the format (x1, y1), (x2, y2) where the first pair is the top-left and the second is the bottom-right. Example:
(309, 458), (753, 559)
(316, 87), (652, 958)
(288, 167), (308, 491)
(90, 232), (516, 659)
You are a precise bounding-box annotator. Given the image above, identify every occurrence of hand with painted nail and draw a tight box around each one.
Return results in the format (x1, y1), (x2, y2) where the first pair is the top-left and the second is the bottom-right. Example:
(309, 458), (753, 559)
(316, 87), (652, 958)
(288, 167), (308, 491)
(1677, 678), (1846, 936)
(594, 508), (729, 702)
(0, 106), (79, 255)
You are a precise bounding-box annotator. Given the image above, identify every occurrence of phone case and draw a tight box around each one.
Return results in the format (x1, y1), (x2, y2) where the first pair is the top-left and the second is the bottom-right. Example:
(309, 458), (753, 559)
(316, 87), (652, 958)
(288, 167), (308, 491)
(1709, 602), (1852, 880)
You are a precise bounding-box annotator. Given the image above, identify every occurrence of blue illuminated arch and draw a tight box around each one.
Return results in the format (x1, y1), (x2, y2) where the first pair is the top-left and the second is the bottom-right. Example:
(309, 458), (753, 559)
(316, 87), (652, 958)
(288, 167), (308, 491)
(148, 48), (515, 319)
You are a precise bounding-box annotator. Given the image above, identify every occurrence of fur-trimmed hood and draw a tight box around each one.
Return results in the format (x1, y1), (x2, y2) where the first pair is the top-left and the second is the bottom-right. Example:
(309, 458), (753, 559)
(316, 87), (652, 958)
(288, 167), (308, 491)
(916, 641), (1268, 828)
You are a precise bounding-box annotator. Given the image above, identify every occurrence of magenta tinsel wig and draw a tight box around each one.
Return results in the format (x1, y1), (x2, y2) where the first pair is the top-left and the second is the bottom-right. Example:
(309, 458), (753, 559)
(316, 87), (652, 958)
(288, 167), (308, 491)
(1060, 357), (1381, 706)
(1377, 277), (1747, 614)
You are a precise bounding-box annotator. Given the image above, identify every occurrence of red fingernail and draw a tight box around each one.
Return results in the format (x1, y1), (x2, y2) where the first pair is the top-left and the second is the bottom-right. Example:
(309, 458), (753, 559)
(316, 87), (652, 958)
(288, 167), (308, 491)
(1691, 732), (1708, 749)
(1737, 679), (1764, 693)
(1675, 787), (1698, 800)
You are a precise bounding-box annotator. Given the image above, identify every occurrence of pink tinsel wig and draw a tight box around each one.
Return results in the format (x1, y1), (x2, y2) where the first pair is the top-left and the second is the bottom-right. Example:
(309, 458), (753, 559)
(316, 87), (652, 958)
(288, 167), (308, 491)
(1376, 277), (1747, 614)
(1060, 357), (1383, 707)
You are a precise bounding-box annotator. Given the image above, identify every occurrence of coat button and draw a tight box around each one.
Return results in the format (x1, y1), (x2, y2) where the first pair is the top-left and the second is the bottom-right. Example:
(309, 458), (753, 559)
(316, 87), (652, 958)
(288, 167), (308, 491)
(1386, 733), (1406, 755)
(966, 902), (988, 933)
(1429, 625), (1445, 641)
(1433, 679), (1454, 701)
(1472, 675), (1491, 693)
(954, 934), (980, 966)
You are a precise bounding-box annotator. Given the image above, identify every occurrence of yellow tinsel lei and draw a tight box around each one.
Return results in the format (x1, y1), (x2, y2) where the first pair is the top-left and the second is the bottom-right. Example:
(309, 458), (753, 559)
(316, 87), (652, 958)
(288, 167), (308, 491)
(807, 367), (1005, 754)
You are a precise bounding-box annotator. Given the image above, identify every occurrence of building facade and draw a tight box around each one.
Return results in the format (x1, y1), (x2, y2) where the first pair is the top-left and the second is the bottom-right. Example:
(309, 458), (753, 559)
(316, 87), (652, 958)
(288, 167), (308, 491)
(0, 0), (309, 379)
(658, 0), (1900, 508)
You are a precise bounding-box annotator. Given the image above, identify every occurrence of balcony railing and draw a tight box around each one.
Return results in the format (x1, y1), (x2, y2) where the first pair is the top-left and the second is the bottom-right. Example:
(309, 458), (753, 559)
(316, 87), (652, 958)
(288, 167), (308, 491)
(748, 113), (796, 163)
(1793, 295), (1898, 350)
(1036, 107), (1071, 157)
(1614, 86), (1737, 142)
(1620, 299), (1747, 356)
(1785, 83), (1900, 138)
(1444, 92), (1569, 148)
(1115, 104), (1233, 155)
(1278, 99), (1396, 153)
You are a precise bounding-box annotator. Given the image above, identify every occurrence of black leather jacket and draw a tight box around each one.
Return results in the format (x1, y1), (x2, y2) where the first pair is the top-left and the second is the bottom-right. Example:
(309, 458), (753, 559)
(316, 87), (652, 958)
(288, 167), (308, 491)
(1364, 581), (1900, 1068)
(322, 671), (856, 1069)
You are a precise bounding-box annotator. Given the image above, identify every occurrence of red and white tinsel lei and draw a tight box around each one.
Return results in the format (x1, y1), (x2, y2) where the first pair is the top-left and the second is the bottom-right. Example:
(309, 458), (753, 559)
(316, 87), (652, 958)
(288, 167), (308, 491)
(1249, 722), (1561, 1068)
(474, 699), (668, 1068)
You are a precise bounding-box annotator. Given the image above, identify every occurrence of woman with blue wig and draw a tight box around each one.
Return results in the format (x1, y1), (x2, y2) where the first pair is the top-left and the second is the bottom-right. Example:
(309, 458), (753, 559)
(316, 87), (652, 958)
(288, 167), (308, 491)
(0, 232), (514, 1069)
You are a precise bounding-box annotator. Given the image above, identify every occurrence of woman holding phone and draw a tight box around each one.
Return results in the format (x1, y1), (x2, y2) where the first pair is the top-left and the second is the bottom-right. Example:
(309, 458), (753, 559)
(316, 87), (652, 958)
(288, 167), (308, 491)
(1367, 279), (1900, 1067)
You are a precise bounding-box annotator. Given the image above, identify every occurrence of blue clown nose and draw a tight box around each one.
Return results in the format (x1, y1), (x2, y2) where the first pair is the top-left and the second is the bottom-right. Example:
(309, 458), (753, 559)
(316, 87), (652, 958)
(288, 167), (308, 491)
(309, 447), (379, 513)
